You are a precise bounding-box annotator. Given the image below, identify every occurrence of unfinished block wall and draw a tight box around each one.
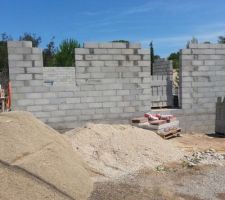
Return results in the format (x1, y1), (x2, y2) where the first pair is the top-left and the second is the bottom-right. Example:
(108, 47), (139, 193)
(153, 59), (173, 77)
(7, 41), (152, 129)
(153, 43), (225, 133)
(179, 43), (225, 132)
(152, 59), (173, 107)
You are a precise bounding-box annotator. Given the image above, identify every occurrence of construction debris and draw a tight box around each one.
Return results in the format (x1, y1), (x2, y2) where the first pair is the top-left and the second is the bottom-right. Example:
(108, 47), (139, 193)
(183, 149), (225, 167)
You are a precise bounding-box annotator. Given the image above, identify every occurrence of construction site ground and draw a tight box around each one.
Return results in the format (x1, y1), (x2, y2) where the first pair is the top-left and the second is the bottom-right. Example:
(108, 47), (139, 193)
(1, 112), (225, 200)
(90, 134), (225, 200)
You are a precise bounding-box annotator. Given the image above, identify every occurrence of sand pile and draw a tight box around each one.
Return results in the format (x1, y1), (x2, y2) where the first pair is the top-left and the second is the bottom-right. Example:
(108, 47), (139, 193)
(0, 111), (93, 200)
(66, 123), (184, 178)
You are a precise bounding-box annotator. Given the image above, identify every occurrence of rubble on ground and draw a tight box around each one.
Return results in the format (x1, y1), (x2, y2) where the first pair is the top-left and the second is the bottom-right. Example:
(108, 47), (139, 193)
(183, 149), (225, 167)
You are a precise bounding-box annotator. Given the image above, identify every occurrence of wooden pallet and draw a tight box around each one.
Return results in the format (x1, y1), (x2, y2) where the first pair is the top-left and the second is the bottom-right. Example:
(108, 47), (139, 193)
(157, 128), (181, 139)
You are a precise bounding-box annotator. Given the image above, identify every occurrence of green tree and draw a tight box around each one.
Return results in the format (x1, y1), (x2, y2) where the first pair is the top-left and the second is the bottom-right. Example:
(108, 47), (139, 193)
(43, 37), (56, 66)
(0, 33), (12, 88)
(150, 41), (154, 75)
(218, 36), (225, 44)
(55, 39), (80, 66)
(168, 51), (180, 70)
(19, 32), (41, 47)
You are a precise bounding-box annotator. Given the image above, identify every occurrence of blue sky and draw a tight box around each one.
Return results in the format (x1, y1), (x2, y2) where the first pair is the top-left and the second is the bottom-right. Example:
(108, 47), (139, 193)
(0, 0), (225, 57)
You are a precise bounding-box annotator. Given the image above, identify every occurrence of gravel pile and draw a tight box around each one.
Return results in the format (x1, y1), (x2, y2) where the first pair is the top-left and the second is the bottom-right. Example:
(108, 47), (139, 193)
(66, 123), (184, 178)
(183, 149), (225, 167)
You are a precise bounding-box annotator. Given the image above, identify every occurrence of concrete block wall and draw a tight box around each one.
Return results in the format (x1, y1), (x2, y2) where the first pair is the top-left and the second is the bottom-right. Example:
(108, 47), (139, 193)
(216, 97), (225, 134)
(179, 43), (225, 132)
(152, 43), (225, 133)
(152, 59), (173, 107)
(153, 58), (173, 77)
(7, 41), (152, 129)
(43, 67), (75, 87)
(150, 75), (172, 108)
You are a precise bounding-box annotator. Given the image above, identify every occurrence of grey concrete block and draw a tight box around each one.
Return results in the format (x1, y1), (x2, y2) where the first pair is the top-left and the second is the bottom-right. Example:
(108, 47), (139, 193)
(112, 42), (126, 48)
(75, 48), (90, 54)
(8, 54), (23, 61)
(138, 49), (150, 55)
(84, 42), (99, 48)
(99, 43), (113, 48)
(66, 97), (81, 104)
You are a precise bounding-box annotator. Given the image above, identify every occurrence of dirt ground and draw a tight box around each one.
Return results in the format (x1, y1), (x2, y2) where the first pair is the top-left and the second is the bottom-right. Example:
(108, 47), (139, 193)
(89, 133), (225, 200)
(89, 164), (225, 200)
(172, 133), (225, 153)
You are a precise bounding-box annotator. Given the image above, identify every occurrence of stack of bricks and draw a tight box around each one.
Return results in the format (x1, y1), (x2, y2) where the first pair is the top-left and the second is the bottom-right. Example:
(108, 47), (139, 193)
(150, 75), (170, 108)
(7, 41), (152, 129)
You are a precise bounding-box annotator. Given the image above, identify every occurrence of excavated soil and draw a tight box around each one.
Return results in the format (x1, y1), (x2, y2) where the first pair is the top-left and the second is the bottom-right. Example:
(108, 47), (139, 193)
(0, 111), (93, 200)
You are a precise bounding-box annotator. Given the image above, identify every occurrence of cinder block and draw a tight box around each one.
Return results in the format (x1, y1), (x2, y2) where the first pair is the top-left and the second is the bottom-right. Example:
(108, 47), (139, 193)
(75, 48), (90, 54)
(110, 107), (122, 113)
(91, 61), (104, 67)
(34, 99), (50, 105)
(7, 41), (23, 48)
(117, 90), (130, 95)
(27, 105), (42, 112)
(124, 106), (136, 113)
(8, 47), (32, 54)
(138, 49), (150, 55)
(143, 55), (150, 60)
(112, 42), (126, 48)
(129, 55), (141, 60)
(103, 102), (116, 108)
(29, 80), (43, 86)
(8, 54), (23, 61)
(94, 49), (108, 54)
(22, 41), (33, 48)
(24, 54), (42, 61)
(66, 97), (81, 104)
(88, 102), (102, 108)
(121, 49), (133, 54)
(129, 43), (141, 49)
(25, 93), (42, 99)
(42, 105), (58, 111)
(84, 42), (99, 48)
(32, 48), (42, 54)
(98, 43), (113, 48)
(75, 55), (83, 60)
(104, 61), (118, 67)
(138, 61), (150, 67)
(99, 55), (113, 60)
(26, 67), (43, 73)
(112, 55), (126, 60)
(16, 74), (32, 81)
(17, 99), (34, 106)
(108, 49), (122, 54)
(76, 61), (91, 67)
(85, 55), (99, 60)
